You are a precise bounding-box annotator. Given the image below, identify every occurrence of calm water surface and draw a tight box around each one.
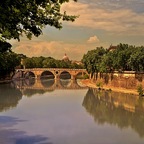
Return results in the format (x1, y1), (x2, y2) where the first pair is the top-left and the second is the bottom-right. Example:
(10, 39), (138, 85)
(0, 79), (144, 144)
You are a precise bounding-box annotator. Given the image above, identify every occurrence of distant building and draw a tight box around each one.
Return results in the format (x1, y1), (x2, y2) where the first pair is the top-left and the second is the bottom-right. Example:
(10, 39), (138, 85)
(71, 60), (83, 66)
(62, 53), (84, 67)
(108, 44), (117, 51)
(62, 53), (70, 62)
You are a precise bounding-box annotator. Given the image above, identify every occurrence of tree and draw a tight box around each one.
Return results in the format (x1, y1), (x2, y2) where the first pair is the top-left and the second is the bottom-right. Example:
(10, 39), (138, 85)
(128, 46), (144, 72)
(0, 41), (12, 53)
(0, 52), (21, 79)
(23, 57), (36, 68)
(99, 51), (114, 73)
(56, 60), (70, 68)
(70, 62), (84, 69)
(0, 40), (21, 79)
(0, 0), (78, 43)
(31, 56), (45, 68)
(82, 43), (144, 75)
(111, 44), (133, 71)
(42, 57), (57, 68)
(82, 47), (106, 76)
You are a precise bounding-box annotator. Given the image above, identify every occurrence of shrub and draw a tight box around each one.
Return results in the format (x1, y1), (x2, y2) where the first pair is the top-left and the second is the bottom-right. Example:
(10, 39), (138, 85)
(96, 81), (103, 89)
(137, 84), (144, 96)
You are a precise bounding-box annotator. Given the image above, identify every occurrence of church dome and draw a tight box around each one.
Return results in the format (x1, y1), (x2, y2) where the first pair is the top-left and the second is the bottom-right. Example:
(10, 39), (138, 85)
(62, 54), (69, 61)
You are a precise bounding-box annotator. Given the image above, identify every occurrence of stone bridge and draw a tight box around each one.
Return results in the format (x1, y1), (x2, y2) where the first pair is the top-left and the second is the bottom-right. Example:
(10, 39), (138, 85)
(13, 68), (89, 80)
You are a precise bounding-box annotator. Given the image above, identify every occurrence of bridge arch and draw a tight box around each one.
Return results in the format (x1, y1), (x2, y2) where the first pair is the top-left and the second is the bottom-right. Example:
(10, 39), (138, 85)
(24, 78), (35, 86)
(76, 71), (89, 79)
(40, 71), (55, 79)
(24, 71), (35, 79)
(59, 71), (71, 79)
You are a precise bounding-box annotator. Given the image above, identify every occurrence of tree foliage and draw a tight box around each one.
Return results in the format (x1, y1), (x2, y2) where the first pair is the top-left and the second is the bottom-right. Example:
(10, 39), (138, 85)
(111, 44), (134, 71)
(23, 56), (83, 69)
(0, 40), (21, 79)
(0, 52), (21, 79)
(82, 47), (106, 75)
(128, 46), (144, 72)
(0, 41), (12, 53)
(82, 44), (144, 77)
(0, 0), (78, 42)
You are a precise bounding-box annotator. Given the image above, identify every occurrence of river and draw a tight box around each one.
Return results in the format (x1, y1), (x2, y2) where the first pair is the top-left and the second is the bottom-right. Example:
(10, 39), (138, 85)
(0, 78), (144, 144)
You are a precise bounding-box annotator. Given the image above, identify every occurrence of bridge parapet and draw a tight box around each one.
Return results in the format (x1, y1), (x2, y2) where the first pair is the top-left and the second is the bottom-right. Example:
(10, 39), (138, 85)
(16, 68), (87, 71)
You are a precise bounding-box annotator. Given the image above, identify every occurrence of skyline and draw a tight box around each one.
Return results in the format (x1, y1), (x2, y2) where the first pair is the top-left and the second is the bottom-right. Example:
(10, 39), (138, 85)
(11, 0), (144, 60)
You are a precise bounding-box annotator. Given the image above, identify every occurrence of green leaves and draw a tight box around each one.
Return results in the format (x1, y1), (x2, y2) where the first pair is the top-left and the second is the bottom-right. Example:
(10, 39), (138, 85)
(0, 41), (12, 53)
(82, 47), (106, 74)
(23, 56), (83, 69)
(0, 52), (21, 79)
(82, 43), (144, 77)
(128, 46), (144, 72)
(0, 0), (78, 42)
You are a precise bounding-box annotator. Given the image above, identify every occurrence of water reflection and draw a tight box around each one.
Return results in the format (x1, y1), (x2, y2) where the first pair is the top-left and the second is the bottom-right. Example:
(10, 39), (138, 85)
(0, 83), (22, 112)
(83, 88), (144, 137)
(20, 79), (86, 97)
(0, 79), (87, 112)
(41, 79), (55, 88)
(1, 80), (144, 143)
(14, 78), (86, 91)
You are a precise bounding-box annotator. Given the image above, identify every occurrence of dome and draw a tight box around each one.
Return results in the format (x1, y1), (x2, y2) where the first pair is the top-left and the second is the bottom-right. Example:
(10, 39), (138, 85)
(62, 54), (69, 61)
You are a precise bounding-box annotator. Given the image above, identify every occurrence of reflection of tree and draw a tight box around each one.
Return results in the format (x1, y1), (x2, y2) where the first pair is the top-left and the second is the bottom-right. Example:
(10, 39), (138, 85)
(0, 84), (22, 112)
(23, 89), (51, 97)
(83, 88), (144, 137)
(0, 116), (52, 144)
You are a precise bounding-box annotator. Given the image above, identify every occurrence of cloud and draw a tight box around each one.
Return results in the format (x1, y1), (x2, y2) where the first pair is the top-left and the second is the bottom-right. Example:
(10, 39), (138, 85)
(87, 35), (100, 43)
(13, 40), (101, 60)
(62, 1), (144, 35)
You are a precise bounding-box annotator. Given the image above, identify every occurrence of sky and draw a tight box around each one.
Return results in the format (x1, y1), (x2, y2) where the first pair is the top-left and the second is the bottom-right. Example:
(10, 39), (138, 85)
(11, 0), (144, 60)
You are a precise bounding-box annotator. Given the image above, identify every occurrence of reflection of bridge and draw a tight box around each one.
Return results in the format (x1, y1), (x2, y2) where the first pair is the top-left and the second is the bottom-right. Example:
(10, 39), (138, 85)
(13, 68), (88, 80)
(14, 79), (87, 91)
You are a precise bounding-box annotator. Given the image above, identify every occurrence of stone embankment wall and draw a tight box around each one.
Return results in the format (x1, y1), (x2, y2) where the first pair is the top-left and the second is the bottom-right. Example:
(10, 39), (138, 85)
(92, 71), (144, 90)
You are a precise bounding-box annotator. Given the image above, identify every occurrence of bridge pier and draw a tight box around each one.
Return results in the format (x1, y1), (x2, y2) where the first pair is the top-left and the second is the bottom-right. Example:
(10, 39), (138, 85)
(55, 74), (60, 80)
(12, 70), (24, 79)
(18, 70), (24, 79)
(35, 74), (41, 80)
(71, 75), (76, 80)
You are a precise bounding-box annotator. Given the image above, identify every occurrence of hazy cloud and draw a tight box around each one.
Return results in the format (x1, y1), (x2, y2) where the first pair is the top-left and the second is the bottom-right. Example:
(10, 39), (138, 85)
(13, 40), (100, 60)
(87, 35), (100, 43)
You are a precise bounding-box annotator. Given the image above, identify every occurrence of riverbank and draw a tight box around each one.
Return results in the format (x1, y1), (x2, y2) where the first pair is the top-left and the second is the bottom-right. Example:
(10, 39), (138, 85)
(0, 79), (12, 84)
(81, 79), (138, 95)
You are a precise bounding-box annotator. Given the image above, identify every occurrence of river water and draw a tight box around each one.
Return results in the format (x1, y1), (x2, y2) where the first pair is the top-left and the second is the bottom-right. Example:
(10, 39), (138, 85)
(0, 79), (144, 144)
